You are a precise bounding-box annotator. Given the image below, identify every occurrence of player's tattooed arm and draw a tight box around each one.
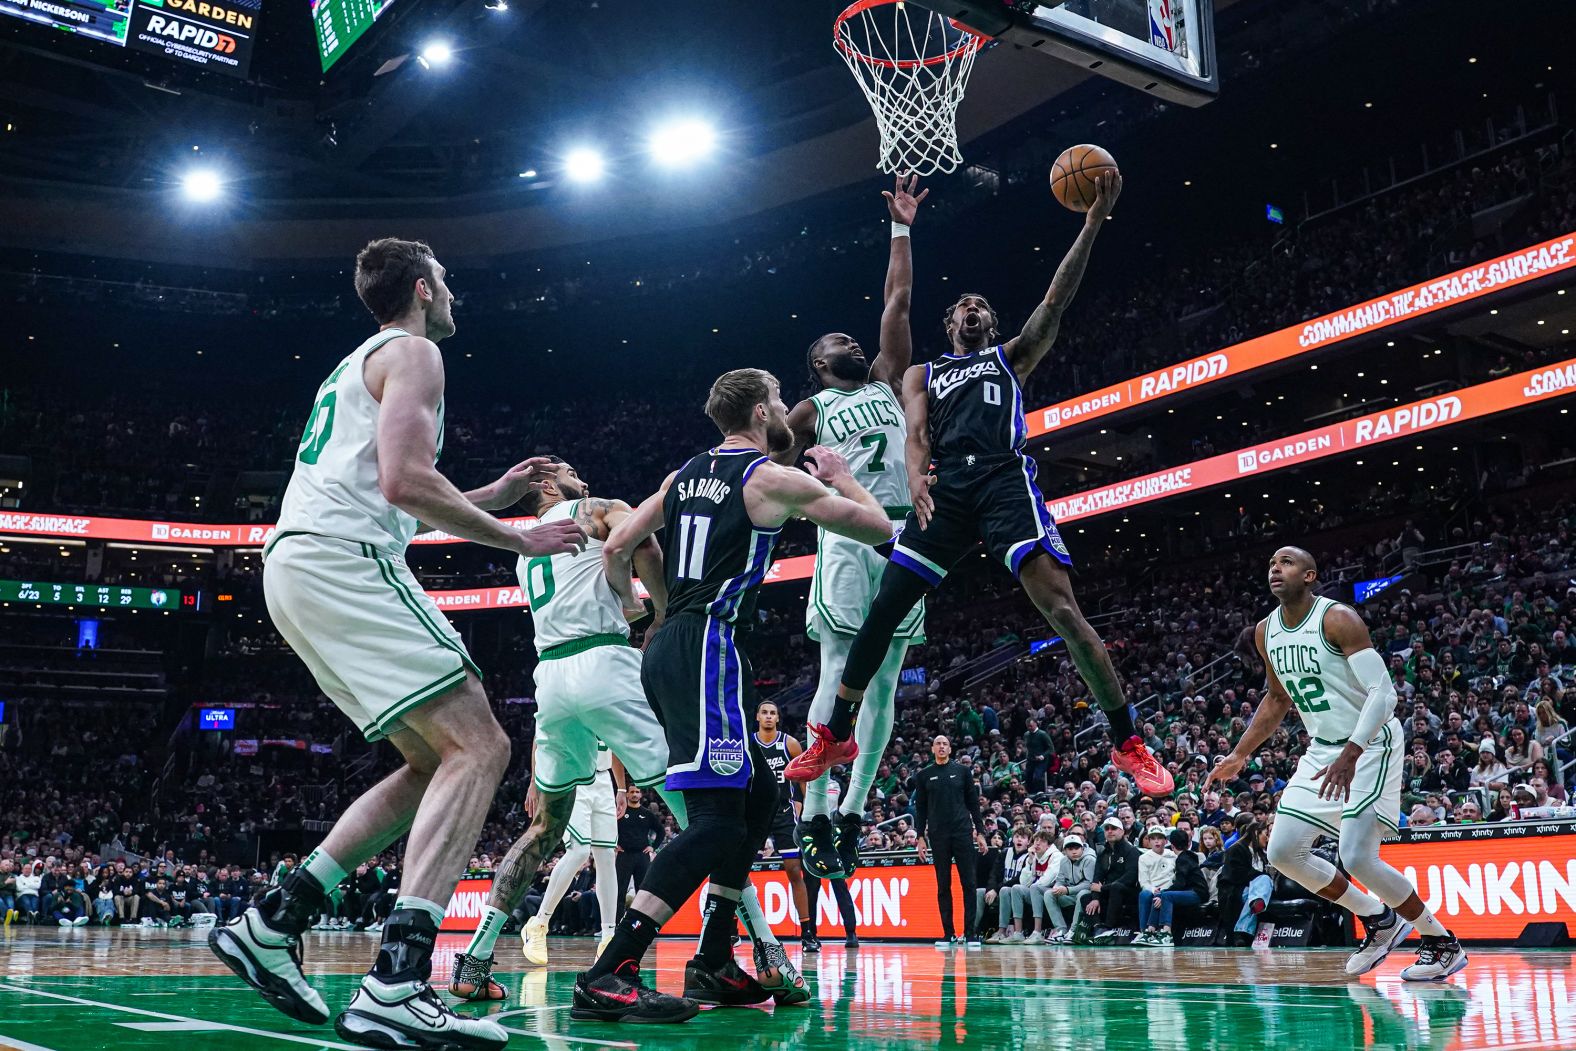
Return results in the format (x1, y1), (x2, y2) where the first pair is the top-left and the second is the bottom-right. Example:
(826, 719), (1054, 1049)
(491, 790), (576, 910)
(604, 472), (675, 615)
(574, 496), (629, 542)
(1003, 170), (1122, 383)
(771, 399), (818, 466)
(1206, 619), (1294, 788)
(873, 173), (928, 386)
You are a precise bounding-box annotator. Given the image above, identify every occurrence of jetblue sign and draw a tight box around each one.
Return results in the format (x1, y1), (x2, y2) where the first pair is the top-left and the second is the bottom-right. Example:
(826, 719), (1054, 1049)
(1354, 574), (1403, 604)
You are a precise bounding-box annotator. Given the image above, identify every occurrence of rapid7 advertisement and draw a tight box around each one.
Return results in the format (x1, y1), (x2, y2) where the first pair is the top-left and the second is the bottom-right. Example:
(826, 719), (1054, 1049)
(0, 0), (260, 78)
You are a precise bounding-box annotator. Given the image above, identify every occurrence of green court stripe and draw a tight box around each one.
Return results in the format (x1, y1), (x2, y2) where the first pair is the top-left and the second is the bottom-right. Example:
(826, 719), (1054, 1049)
(1277, 806), (1341, 838)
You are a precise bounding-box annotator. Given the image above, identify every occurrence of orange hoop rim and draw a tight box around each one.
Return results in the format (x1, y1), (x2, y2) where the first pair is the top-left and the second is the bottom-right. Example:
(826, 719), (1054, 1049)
(833, 0), (991, 70)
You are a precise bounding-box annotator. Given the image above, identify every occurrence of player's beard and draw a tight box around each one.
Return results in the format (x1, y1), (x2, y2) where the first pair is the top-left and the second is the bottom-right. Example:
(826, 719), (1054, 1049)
(766, 417), (794, 454)
(826, 354), (871, 384)
(557, 477), (587, 500)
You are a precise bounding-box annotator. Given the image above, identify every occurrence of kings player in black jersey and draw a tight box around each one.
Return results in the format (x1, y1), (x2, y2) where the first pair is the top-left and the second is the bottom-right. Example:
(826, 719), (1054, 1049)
(572, 368), (893, 1025)
(786, 170), (1173, 800)
(753, 701), (813, 946)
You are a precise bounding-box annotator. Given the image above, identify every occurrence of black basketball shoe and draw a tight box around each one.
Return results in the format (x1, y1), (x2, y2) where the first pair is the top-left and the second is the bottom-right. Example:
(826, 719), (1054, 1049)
(833, 813), (864, 877)
(682, 955), (771, 1006)
(571, 971), (699, 1024)
(799, 814), (844, 880)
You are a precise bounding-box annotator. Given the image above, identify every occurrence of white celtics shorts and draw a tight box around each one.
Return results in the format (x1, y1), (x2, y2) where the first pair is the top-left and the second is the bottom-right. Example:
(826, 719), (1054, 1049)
(263, 532), (479, 743)
(532, 639), (668, 792)
(807, 529), (925, 643)
(1278, 718), (1404, 838)
(567, 770), (617, 848)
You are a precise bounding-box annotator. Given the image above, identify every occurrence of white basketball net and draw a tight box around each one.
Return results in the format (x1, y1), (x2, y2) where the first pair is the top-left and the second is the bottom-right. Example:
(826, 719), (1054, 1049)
(835, 0), (987, 176)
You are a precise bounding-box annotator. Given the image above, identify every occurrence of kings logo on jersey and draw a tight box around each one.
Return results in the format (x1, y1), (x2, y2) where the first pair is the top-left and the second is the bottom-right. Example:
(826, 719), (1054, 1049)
(930, 357), (1002, 400)
(706, 737), (745, 777)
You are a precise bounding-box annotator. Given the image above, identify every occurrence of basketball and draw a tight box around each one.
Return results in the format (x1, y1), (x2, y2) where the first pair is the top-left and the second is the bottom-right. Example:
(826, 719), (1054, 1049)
(1050, 144), (1119, 212)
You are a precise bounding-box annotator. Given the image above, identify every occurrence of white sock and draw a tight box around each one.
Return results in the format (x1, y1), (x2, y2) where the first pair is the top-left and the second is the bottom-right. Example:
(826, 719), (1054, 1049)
(1334, 884), (1384, 918)
(1409, 908), (1447, 937)
(300, 848), (347, 892)
(465, 906), (510, 958)
(737, 883), (781, 947)
(392, 895), (445, 927)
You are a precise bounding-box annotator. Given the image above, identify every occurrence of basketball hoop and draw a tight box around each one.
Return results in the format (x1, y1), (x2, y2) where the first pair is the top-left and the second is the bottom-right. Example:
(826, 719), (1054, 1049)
(834, 0), (990, 176)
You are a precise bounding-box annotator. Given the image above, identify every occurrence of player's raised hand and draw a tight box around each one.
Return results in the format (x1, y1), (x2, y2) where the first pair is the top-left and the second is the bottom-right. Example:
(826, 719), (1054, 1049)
(488, 455), (561, 506)
(516, 518), (588, 557)
(803, 445), (853, 484)
(882, 171), (929, 226)
(1203, 751), (1245, 790)
(1086, 170), (1122, 223)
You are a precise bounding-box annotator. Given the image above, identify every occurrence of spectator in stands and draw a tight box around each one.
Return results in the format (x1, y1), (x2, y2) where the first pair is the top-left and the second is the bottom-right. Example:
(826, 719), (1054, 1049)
(0, 859), (16, 924)
(90, 864), (116, 925)
(1504, 726), (1543, 774)
(1470, 738), (1511, 790)
(1422, 748), (1470, 794)
(1018, 829), (1062, 944)
(15, 860), (44, 925)
(1133, 826), (1176, 946)
(988, 830), (1034, 943)
(1043, 834), (1095, 944)
(141, 877), (172, 926)
(1218, 816), (1275, 947)
(1084, 817), (1140, 944)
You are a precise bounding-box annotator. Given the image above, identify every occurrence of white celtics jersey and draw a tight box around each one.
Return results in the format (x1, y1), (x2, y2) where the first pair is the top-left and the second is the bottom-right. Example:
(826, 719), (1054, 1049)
(272, 328), (441, 556)
(519, 500), (629, 652)
(810, 381), (911, 511)
(1264, 595), (1368, 744)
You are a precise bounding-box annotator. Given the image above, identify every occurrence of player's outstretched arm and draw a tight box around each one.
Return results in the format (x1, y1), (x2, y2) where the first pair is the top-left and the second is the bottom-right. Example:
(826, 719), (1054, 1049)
(771, 399), (819, 466)
(1206, 620), (1293, 788)
(602, 473), (674, 616)
(750, 448), (891, 544)
(871, 173), (928, 387)
(581, 498), (668, 619)
(1003, 170), (1121, 383)
(1312, 604), (1397, 801)
(900, 364), (936, 528)
(372, 336), (586, 557)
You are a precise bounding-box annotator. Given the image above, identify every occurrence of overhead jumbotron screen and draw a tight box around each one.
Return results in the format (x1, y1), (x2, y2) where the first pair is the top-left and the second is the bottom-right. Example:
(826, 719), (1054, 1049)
(0, 0), (262, 78)
(310, 0), (394, 72)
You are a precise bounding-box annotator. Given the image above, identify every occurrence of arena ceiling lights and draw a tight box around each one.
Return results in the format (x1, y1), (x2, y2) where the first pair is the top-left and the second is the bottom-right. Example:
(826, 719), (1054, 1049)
(180, 168), (224, 203)
(647, 119), (719, 168)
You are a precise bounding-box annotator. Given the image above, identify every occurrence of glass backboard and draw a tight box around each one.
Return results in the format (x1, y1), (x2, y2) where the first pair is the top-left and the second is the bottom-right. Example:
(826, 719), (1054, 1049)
(915, 0), (1218, 105)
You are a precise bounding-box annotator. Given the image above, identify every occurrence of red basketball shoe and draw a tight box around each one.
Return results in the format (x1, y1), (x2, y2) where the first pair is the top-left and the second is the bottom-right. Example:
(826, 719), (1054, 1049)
(784, 724), (858, 783)
(1111, 735), (1174, 795)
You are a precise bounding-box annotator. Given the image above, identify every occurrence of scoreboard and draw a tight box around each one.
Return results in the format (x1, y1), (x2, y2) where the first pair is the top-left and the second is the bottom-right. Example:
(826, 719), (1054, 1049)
(0, 579), (181, 610)
(311, 0), (394, 72)
(0, 0), (262, 78)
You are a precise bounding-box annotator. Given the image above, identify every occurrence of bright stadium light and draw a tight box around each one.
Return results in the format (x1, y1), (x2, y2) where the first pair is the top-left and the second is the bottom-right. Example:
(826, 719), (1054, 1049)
(564, 147), (605, 183)
(419, 41), (453, 67)
(648, 118), (717, 167)
(181, 168), (223, 202)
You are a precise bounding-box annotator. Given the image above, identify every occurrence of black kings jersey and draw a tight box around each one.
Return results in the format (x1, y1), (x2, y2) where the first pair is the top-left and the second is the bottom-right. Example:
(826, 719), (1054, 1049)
(662, 447), (781, 624)
(924, 346), (1026, 462)
(753, 731), (800, 804)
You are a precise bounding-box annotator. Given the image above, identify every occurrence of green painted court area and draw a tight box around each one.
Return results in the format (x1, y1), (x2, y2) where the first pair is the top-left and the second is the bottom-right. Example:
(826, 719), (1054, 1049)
(0, 934), (1571, 1051)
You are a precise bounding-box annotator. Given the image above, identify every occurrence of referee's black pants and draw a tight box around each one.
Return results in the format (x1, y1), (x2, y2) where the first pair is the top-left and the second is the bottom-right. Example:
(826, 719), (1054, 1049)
(930, 827), (978, 940)
(614, 850), (650, 922)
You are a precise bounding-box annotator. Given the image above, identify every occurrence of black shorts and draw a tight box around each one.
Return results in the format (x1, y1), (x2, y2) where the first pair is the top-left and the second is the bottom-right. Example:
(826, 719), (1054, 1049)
(888, 453), (1072, 584)
(641, 612), (759, 791)
(765, 803), (799, 859)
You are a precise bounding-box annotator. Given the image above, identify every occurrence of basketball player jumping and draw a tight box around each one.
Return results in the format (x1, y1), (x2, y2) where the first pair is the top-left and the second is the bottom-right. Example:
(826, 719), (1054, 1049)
(446, 458), (809, 1004)
(572, 369), (894, 1024)
(210, 238), (588, 1051)
(752, 701), (811, 946)
(780, 173), (928, 881)
(1207, 547), (1467, 981)
(786, 172), (1175, 798)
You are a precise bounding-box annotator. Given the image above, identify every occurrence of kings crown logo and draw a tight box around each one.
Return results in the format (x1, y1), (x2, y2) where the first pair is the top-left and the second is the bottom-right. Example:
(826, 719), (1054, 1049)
(706, 737), (745, 777)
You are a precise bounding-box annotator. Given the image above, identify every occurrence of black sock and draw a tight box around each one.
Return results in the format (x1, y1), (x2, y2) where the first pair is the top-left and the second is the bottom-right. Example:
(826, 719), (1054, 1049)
(698, 893), (739, 968)
(826, 695), (860, 741)
(1106, 702), (1137, 744)
(589, 908), (659, 980)
(371, 908), (437, 983)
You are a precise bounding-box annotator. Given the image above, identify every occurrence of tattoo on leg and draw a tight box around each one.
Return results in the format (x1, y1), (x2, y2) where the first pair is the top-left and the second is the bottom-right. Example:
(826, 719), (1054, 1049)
(491, 791), (575, 909)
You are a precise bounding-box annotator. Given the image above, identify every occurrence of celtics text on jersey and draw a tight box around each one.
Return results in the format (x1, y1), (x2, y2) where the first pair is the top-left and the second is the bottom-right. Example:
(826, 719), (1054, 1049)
(810, 381), (910, 512)
(1264, 595), (1370, 743)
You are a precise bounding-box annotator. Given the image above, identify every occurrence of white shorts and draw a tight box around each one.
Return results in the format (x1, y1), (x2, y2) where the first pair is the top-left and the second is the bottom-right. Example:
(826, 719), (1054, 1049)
(263, 532), (478, 742)
(532, 641), (668, 792)
(567, 770), (617, 848)
(1278, 718), (1403, 838)
(807, 530), (925, 643)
